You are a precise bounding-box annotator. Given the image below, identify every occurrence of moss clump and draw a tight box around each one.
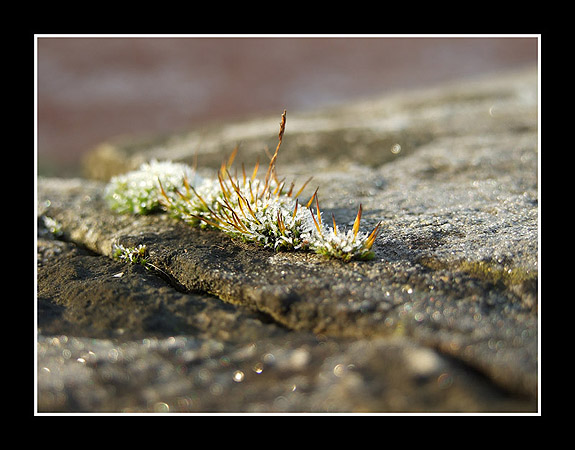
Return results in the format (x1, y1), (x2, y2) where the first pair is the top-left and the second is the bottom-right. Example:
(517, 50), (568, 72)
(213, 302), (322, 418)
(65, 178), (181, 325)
(105, 160), (201, 215)
(105, 110), (382, 262)
(112, 243), (149, 266)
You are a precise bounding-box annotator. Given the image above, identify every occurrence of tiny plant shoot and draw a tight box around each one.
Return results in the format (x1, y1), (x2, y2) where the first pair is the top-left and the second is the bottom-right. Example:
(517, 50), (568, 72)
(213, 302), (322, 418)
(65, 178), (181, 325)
(106, 110), (382, 262)
(112, 243), (149, 265)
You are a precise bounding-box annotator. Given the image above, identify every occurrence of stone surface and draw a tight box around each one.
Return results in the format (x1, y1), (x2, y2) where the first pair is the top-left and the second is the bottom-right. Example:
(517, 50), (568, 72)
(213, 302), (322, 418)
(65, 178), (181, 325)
(37, 68), (539, 413)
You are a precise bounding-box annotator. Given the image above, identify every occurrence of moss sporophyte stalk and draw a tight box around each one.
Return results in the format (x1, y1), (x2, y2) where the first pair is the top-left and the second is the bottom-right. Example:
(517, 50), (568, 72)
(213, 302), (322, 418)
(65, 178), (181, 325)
(105, 110), (382, 262)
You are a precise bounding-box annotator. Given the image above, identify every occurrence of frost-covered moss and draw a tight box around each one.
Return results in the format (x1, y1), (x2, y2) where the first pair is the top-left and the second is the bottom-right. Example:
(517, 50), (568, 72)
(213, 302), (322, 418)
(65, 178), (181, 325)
(308, 204), (381, 262)
(105, 160), (201, 215)
(104, 111), (382, 262)
(112, 243), (148, 265)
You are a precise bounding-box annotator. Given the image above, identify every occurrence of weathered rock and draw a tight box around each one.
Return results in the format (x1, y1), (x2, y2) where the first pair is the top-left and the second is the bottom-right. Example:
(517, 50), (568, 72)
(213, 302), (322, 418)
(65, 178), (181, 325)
(37, 68), (538, 413)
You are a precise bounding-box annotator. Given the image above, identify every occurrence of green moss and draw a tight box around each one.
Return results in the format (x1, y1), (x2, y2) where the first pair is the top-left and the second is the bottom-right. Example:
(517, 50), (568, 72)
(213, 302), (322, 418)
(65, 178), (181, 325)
(419, 256), (537, 288)
(418, 256), (448, 272)
(457, 261), (536, 286)
(113, 244), (149, 266)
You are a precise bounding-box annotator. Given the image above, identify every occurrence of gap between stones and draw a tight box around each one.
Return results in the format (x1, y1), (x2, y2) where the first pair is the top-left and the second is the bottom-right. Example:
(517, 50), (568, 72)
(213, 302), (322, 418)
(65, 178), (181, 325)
(47, 226), (293, 334)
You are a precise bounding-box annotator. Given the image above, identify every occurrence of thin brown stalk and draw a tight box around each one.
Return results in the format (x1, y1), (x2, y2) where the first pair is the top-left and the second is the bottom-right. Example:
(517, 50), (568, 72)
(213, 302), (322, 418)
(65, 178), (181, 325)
(227, 144), (239, 169)
(248, 179), (255, 204)
(174, 187), (192, 205)
(217, 170), (231, 201)
(365, 221), (382, 249)
(310, 208), (323, 236)
(315, 194), (322, 228)
(273, 178), (286, 196)
(189, 214), (222, 230)
(305, 187), (319, 209)
(293, 176), (313, 199)
(158, 178), (170, 205)
(262, 110), (287, 199)
(292, 198), (299, 220)
(183, 174), (191, 197)
(332, 213), (338, 236)
(251, 159), (260, 182)
(352, 204), (363, 238)
(277, 211), (286, 235)
(189, 185), (219, 218)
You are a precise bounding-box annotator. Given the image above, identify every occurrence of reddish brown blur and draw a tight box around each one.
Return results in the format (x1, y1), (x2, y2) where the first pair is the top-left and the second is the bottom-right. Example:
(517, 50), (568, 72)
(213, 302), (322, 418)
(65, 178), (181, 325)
(37, 36), (538, 175)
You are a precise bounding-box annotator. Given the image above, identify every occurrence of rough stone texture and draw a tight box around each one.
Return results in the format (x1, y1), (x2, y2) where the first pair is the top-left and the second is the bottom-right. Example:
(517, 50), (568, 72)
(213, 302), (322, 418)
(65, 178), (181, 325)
(37, 68), (538, 413)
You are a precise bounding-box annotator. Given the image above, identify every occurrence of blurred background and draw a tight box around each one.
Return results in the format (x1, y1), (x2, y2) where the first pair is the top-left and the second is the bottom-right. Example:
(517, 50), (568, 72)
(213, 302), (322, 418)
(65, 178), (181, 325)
(36, 36), (538, 177)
